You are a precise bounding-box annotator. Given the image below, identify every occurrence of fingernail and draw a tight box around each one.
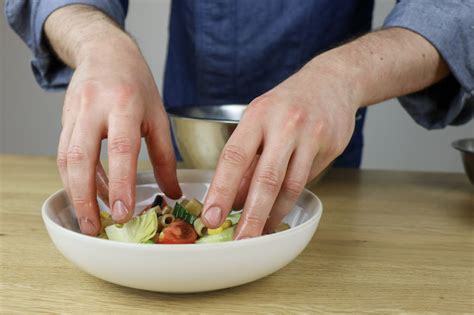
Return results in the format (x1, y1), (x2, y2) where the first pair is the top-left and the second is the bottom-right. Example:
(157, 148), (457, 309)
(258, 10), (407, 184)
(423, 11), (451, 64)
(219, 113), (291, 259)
(203, 206), (222, 227)
(112, 200), (129, 222)
(79, 217), (97, 236)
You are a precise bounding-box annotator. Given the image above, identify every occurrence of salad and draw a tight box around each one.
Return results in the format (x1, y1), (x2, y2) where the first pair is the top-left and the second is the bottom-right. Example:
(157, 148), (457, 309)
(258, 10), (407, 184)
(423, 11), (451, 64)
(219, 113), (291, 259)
(97, 195), (289, 244)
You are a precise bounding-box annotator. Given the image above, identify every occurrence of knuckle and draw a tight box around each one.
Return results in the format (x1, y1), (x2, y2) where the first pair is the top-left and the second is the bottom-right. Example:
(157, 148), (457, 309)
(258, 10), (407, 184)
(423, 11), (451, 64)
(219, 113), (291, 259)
(67, 145), (87, 164)
(282, 178), (305, 200)
(280, 105), (308, 136)
(310, 120), (325, 138)
(109, 136), (133, 155)
(221, 145), (248, 166)
(57, 151), (68, 169)
(108, 177), (130, 191)
(75, 81), (138, 112)
(286, 104), (308, 126)
(110, 83), (137, 110)
(75, 82), (105, 112)
(255, 167), (281, 193)
(246, 95), (271, 116)
(211, 182), (233, 199)
(243, 214), (265, 230)
(70, 196), (90, 208)
(112, 82), (135, 100)
(75, 81), (99, 105)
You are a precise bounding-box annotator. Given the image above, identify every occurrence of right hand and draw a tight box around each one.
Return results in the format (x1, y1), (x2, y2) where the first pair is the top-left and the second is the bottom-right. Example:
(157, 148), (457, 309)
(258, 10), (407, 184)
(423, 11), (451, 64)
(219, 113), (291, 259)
(57, 36), (182, 236)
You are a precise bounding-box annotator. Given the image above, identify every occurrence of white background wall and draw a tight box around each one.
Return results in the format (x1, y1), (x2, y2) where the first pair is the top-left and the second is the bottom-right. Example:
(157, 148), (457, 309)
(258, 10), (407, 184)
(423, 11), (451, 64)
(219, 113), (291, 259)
(1, 0), (472, 172)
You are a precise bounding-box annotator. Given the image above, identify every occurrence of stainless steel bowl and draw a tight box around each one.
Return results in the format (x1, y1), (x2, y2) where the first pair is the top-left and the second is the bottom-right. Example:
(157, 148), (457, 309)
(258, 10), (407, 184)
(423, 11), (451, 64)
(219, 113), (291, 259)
(168, 105), (246, 169)
(452, 138), (474, 184)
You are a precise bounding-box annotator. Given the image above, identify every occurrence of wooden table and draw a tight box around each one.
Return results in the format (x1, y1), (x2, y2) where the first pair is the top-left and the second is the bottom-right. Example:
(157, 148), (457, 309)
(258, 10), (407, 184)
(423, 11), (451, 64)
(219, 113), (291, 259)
(0, 155), (472, 313)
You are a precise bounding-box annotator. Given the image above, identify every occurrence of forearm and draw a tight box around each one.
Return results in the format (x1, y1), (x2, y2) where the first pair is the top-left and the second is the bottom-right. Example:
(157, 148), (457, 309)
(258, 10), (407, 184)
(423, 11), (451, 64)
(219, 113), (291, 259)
(44, 4), (135, 68)
(304, 27), (450, 108)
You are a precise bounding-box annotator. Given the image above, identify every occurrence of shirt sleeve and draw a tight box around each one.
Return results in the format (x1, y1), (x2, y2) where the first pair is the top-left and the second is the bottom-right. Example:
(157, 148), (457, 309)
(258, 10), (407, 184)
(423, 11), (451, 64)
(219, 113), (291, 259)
(383, 0), (474, 129)
(4, 0), (128, 91)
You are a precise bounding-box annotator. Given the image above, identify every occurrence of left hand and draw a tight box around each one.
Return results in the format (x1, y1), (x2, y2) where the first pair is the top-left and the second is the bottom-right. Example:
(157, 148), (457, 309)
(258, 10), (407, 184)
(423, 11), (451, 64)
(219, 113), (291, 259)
(201, 62), (360, 239)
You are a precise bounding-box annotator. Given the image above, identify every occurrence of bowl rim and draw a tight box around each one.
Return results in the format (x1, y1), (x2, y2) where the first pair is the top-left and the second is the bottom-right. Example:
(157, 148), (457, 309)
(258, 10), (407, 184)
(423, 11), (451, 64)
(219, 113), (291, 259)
(42, 185), (323, 253)
(167, 104), (246, 124)
(451, 138), (474, 154)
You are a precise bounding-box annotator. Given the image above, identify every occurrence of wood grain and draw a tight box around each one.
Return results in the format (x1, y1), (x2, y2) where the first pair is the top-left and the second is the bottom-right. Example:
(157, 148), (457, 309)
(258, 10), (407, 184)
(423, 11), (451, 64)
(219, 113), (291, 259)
(0, 155), (472, 314)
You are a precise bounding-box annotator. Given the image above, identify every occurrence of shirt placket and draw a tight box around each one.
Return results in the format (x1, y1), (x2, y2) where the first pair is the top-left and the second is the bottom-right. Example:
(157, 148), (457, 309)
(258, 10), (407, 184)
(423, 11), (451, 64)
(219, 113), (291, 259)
(195, 0), (236, 104)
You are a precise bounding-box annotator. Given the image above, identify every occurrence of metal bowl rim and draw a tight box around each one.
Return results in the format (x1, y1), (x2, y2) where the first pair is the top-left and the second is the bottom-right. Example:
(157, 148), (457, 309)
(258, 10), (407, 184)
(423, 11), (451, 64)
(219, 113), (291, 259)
(451, 138), (474, 154)
(167, 104), (246, 124)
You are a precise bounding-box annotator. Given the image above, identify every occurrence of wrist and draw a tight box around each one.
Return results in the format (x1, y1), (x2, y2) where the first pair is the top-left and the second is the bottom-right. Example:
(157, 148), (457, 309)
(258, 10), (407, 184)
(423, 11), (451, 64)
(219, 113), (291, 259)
(45, 4), (137, 68)
(302, 52), (365, 112)
(76, 32), (140, 66)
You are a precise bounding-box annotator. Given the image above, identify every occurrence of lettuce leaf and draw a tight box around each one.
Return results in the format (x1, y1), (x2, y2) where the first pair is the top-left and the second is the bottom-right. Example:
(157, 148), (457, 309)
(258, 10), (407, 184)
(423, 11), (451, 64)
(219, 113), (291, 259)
(227, 212), (241, 225)
(99, 211), (114, 234)
(105, 208), (158, 243)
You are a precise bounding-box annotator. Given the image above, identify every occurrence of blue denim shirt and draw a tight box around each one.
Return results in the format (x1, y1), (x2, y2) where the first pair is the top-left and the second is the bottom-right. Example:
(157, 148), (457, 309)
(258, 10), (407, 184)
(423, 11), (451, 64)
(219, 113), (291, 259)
(5, 0), (474, 167)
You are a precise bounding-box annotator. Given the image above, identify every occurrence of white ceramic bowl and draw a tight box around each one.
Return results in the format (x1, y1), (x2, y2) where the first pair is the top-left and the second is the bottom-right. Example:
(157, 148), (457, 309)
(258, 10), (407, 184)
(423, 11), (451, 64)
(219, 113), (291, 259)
(42, 170), (323, 293)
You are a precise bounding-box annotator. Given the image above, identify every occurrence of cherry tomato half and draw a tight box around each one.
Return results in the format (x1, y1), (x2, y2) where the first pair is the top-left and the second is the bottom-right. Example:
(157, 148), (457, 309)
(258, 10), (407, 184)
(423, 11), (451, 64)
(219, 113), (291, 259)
(157, 219), (197, 244)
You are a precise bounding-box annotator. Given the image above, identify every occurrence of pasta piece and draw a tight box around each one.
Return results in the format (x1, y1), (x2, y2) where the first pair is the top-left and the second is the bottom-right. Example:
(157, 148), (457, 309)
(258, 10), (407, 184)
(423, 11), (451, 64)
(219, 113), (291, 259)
(161, 205), (173, 215)
(180, 199), (190, 208)
(193, 218), (207, 237)
(207, 220), (232, 235)
(158, 214), (175, 230)
(183, 198), (203, 217)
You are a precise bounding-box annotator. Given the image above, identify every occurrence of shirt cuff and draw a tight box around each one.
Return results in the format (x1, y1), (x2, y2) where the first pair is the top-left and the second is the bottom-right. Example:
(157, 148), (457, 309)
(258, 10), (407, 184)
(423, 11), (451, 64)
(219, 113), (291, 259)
(383, 0), (474, 129)
(33, 0), (127, 91)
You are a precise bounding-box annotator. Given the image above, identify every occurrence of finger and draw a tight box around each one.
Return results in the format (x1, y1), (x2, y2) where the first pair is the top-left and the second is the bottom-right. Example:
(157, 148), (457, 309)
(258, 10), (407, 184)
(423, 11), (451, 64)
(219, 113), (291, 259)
(57, 93), (77, 199)
(67, 115), (103, 236)
(144, 105), (182, 199)
(234, 138), (294, 240)
(57, 123), (74, 199)
(232, 155), (259, 210)
(96, 161), (110, 207)
(108, 112), (141, 223)
(202, 119), (263, 228)
(264, 146), (314, 233)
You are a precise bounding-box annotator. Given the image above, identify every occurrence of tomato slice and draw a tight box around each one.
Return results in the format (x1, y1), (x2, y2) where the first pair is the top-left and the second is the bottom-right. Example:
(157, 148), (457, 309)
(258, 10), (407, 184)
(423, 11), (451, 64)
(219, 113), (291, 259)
(157, 219), (197, 244)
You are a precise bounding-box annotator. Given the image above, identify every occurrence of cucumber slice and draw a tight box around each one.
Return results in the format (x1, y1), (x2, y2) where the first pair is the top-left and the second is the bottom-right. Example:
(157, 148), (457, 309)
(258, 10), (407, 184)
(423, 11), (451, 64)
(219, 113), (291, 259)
(196, 226), (236, 244)
(173, 202), (197, 224)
